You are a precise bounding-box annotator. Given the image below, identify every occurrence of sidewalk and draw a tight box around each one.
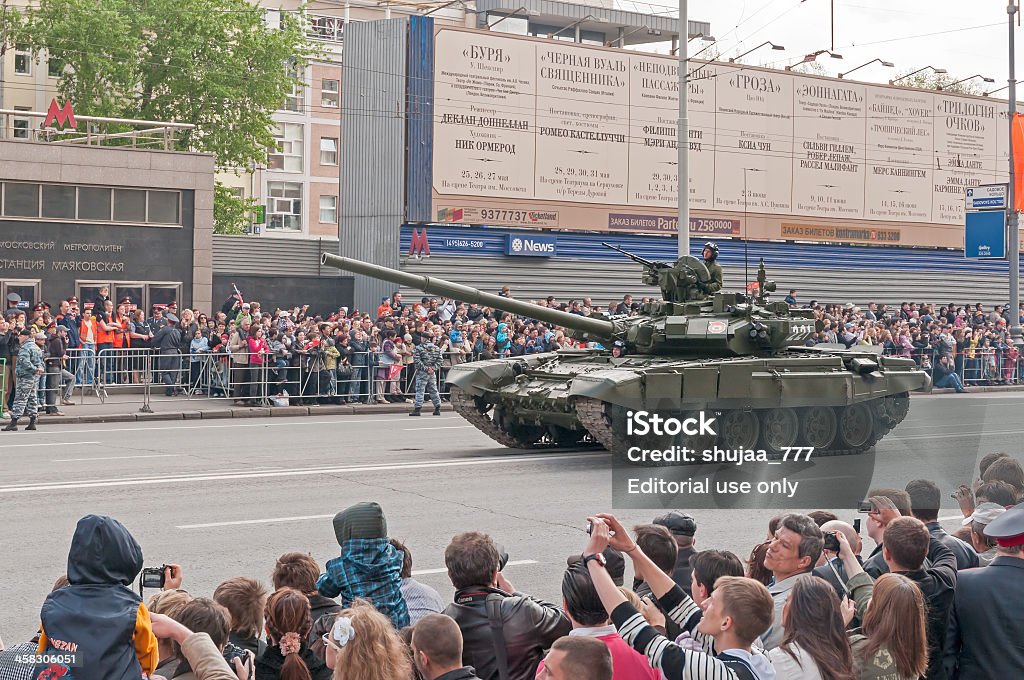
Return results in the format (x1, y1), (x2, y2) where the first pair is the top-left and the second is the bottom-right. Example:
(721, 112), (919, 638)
(13, 394), (454, 425)
(5, 384), (1016, 426)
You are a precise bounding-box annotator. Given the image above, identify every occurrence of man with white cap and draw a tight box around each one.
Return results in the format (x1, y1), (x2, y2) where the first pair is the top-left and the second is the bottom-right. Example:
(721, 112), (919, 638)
(3, 329), (44, 431)
(944, 502), (1024, 679)
(962, 502), (1007, 567)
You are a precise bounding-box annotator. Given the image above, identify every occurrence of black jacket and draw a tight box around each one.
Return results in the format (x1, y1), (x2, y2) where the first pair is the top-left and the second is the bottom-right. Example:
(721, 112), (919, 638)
(927, 522), (979, 570)
(944, 556), (1024, 680)
(255, 644), (331, 680)
(436, 668), (482, 680)
(895, 537), (957, 680)
(443, 587), (570, 680)
(37, 515), (147, 680)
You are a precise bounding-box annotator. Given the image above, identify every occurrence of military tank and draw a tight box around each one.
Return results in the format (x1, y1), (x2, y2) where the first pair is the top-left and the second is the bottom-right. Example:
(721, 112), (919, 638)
(321, 249), (930, 460)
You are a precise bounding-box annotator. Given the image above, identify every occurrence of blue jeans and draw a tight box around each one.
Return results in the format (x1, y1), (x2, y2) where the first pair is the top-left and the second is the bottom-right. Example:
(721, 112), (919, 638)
(76, 344), (96, 385)
(935, 373), (965, 392)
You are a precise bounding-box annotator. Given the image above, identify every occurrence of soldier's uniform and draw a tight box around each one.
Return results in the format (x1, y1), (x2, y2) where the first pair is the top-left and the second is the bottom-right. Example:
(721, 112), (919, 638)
(702, 241), (724, 293)
(5, 332), (44, 430)
(410, 338), (442, 416)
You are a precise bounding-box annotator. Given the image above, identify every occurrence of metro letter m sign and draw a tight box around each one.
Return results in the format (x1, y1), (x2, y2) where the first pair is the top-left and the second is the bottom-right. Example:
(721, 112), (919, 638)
(44, 99), (76, 129)
(409, 228), (430, 256)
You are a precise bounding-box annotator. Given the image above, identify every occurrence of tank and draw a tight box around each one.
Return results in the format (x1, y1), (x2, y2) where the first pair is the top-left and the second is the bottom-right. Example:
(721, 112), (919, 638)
(321, 250), (930, 460)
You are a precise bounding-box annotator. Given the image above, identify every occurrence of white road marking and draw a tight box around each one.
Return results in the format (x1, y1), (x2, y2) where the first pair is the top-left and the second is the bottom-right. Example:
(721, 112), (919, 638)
(403, 425), (475, 431)
(939, 514), (967, 522)
(178, 514), (335, 529)
(412, 560), (538, 576)
(0, 416), (463, 437)
(53, 453), (181, 462)
(0, 441), (101, 449)
(0, 452), (605, 494)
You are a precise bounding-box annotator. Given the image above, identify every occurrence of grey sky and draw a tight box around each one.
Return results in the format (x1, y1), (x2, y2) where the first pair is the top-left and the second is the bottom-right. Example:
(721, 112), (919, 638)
(646, 0), (1017, 94)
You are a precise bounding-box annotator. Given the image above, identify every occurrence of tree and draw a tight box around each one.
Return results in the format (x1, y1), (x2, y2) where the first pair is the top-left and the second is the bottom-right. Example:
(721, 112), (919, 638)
(214, 182), (258, 235)
(893, 68), (985, 95)
(14, 0), (316, 233)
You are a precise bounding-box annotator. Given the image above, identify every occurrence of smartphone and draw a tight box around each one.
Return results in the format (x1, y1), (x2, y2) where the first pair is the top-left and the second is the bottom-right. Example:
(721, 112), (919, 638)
(852, 518), (861, 534)
(857, 501), (873, 513)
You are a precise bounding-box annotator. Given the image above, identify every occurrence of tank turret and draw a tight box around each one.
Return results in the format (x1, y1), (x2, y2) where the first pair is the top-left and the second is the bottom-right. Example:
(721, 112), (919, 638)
(322, 252), (817, 356)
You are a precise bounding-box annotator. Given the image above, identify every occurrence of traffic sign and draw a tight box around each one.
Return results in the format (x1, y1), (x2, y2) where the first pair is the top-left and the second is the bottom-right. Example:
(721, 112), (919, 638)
(965, 210), (1007, 259)
(965, 184), (1008, 212)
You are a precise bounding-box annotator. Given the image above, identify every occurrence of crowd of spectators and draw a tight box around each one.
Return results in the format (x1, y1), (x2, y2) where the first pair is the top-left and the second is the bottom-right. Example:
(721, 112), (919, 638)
(2, 455), (1024, 680)
(1, 284), (1022, 418)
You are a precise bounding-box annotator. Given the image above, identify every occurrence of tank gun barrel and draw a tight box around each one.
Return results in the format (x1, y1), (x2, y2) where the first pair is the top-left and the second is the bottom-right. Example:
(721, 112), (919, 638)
(601, 242), (668, 270)
(321, 253), (616, 339)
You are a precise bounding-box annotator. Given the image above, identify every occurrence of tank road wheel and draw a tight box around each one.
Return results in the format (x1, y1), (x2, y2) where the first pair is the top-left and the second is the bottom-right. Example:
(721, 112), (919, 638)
(836, 403), (875, 450)
(449, 386), (541, 450)
(799, 405), (838, 450)
(877, 393), (911, 428)
(718, 411), (760, 451)
(759, 408), (800, 458)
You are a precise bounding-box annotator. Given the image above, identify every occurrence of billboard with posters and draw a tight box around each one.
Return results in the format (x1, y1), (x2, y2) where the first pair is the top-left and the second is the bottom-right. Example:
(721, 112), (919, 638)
(428, 27), (1011, 248)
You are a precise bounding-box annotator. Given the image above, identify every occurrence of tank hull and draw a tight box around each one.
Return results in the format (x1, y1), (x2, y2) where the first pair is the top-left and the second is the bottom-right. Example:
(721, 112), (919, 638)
(448, 348), (929, 459)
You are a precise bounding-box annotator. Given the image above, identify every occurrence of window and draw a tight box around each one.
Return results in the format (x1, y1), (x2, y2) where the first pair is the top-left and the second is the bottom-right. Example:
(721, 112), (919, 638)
(320, 137), (338, 165)
(14, 46), (30, 75)
(269, 122), (303, 172)
(321, 78), (339, 108)
(42, 184), (76, 219)
(308, 15), (344, 42)
(113, 188), (146, 222)
(3, 183), (40, 217)
(148, 191), (180, 224)
(319, 195), (337, 224)
(267, 181), (302, 231)
(47, 58), (63, 78)
(284, 61), (305, 112)
(78, 187), (112, 220)
(13, 106), (30, 140)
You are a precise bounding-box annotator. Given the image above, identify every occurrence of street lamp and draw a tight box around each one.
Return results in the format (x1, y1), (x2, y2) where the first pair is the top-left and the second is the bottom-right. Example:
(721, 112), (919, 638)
(937, 74), (996, 91)
(983, 81), (1020, 96)
(548, 14), (608, 40)
(784, 49), (843, 71)
(889, 66), (947, 85)
(838, 58), (894, 79)
(742, 168), (763, 290)
(728, 41), (785, 63)
(670, 32), (717, 56)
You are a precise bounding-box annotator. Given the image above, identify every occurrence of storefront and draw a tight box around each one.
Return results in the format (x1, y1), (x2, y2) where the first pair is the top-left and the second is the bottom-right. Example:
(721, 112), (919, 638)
(0, 139), (213, 313)
(398, 224), (1024, 307)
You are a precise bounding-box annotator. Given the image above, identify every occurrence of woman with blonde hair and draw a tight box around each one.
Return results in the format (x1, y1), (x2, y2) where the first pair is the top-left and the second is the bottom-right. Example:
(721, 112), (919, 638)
(257, 587), (331, 680)
(849, 573), (928, 680)
(323, 599), (413, 680)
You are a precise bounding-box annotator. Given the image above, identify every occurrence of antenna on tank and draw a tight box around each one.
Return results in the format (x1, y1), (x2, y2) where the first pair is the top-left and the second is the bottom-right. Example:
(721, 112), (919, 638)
(742, 168), (763, 301)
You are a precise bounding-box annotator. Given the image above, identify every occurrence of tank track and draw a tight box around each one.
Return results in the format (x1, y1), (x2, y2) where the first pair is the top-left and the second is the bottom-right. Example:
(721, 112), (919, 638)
(450, 386), (540, 449)
(574, 396), (901, 461)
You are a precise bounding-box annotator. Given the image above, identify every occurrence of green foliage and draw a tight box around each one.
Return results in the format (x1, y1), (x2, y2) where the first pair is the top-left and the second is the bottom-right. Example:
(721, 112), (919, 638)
(14, 0), (316, 223)
(213, 181), (257, 235)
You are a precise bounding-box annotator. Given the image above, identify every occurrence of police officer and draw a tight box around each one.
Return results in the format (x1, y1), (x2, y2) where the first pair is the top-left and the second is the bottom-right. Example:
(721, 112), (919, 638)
(409, 329), (442, 416)
(701, 241), (724, 293)
(4, 329), (45, 431)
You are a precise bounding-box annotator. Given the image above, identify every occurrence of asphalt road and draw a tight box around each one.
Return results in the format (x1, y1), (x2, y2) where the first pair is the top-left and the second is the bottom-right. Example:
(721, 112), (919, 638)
(0, 392), (1017, 644)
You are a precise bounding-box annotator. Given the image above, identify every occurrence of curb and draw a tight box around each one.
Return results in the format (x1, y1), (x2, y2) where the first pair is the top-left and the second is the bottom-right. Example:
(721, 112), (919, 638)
(928, 384), (1024, 395)
(35, 402), (456, 425)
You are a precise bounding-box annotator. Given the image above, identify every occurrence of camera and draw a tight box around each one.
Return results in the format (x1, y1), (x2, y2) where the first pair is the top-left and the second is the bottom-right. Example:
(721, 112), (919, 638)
(140, 565), (167, 590)
(223, 642), (253, 680)
(857, 500), (874, 513)
(823, 532), (841, 553)
(497, 544), (509, 571)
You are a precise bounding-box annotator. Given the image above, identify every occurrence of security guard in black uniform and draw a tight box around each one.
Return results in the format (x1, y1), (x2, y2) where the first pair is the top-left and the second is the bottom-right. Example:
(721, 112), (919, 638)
(701, 242), (724, 293)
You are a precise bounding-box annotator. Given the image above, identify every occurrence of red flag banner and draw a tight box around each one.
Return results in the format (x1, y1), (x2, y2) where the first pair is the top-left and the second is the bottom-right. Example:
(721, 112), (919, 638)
(1013, 113), (1024, 212)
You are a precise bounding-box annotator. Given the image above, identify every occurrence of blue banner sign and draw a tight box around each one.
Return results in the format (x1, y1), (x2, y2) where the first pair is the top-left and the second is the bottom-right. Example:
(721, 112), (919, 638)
(504, 233), (557, 257)
(964, 210), (1007, 259)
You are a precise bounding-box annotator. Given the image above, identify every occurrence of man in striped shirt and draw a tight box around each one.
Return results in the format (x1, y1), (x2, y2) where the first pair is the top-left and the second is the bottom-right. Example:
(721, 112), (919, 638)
(582, 514), (776, 680)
